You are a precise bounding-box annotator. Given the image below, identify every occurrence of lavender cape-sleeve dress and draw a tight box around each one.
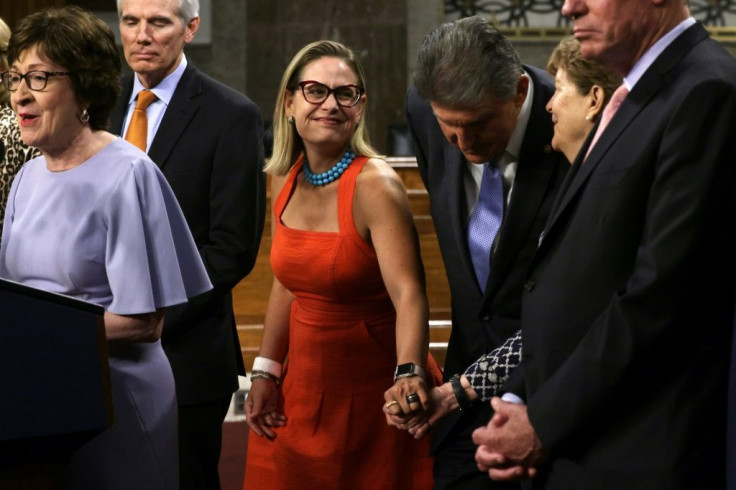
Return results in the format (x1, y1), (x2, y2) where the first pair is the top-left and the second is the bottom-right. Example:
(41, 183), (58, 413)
(0, 137), (212, 490)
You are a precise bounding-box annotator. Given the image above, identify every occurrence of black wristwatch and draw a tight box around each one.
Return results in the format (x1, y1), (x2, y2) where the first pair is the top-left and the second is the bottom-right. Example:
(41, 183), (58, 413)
(450, 374), (472, 410)
(394, 362), (426, 381)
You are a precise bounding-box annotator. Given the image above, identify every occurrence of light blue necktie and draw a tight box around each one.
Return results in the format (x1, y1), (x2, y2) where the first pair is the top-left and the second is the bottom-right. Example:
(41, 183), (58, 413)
(467, 163), (505, 292)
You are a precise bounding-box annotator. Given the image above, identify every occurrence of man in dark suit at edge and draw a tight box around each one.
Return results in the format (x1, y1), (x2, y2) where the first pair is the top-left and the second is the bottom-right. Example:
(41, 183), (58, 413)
(404, 16), (567, 488)
(475, 1), (736, 488)
(110, 0), (266, 488)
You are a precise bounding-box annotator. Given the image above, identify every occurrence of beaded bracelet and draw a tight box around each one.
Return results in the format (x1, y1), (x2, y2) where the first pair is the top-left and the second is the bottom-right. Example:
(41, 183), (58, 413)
(250, 370), (280, 385)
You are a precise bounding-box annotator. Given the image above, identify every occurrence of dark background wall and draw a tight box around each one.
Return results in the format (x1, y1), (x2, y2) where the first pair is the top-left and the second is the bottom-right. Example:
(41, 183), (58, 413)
(245, 1), (408, 155)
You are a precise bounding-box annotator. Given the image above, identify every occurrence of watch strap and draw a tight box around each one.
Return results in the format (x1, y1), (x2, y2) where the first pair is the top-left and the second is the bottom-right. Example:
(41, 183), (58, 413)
(450, 374), (472, 410)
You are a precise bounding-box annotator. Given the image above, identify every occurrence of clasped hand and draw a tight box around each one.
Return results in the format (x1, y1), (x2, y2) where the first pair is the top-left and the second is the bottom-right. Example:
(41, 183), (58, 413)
(244, 378), (287, 440)
(382, 376), (434, 433)
(472, 397), (546, 482)
(387, 381), (464, 440)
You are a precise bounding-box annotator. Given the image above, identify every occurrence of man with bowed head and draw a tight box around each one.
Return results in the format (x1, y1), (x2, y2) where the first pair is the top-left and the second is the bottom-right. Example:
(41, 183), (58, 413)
(402, 15), (567, 489)
(475, 0), (736, 488)
(109, 0), (266, 488)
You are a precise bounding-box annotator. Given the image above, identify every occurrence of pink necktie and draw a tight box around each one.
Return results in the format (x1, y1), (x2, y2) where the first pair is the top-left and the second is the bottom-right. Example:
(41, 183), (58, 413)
(584, 84), (629, 162)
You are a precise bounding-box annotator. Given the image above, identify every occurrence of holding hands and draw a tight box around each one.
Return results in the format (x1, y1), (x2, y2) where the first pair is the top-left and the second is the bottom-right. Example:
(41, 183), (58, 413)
(384, 375), (549, 485)
(383, 374), (431, 429)
(383, 362), (432, 431)
(406, 382), (460, 439)
(387, 372), (479, 440)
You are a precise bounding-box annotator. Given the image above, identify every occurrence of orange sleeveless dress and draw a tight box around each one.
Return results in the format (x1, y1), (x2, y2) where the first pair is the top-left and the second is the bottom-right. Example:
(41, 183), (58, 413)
(243, 156), (441, 490)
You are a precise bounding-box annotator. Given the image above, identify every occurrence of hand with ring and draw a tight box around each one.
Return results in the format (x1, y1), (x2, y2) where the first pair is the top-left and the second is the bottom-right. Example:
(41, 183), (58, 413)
(383, 374), (430, 429)
(406, 393), (421, 405)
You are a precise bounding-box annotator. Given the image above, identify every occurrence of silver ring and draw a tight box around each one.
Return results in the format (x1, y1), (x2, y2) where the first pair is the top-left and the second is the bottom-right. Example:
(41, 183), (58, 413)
(406, 393), (420, 404)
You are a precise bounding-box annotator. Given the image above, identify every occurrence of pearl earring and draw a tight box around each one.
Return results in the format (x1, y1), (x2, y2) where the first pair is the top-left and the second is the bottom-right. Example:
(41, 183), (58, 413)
(288, 116), (295, 124)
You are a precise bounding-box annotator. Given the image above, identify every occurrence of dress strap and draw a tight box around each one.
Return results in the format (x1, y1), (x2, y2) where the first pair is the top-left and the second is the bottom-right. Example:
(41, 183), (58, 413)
(337, 155), (369, 238)
(273, 156), (304, 221)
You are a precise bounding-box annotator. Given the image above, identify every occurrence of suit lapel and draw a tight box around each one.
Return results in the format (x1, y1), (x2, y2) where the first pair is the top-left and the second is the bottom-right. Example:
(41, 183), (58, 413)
(484, 67), (559, 301)
(541, 23), (708, 244)
(549, 88), (651, 219)
(443, 144), (480, 291)
(486, 144), (556, 299)
(108, 68), (201, 170)
(148, 65), (201, 169)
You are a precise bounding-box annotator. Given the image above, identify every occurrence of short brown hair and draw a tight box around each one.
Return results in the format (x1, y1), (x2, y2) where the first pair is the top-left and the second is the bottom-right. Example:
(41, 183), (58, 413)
(547, 36), (621, 105)
(7, 5), (121, 130)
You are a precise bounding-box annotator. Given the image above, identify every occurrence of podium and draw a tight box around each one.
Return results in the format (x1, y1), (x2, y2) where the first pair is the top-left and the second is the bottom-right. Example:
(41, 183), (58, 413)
(0, 278), (112, 484)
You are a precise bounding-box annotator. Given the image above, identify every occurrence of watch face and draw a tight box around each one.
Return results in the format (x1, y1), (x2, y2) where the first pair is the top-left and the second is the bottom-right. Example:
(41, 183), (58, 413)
(395, 363), (416, 377)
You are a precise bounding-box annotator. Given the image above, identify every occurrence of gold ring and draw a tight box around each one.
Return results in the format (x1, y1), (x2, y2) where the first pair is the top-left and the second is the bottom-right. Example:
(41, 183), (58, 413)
(385, 400), (399, 409)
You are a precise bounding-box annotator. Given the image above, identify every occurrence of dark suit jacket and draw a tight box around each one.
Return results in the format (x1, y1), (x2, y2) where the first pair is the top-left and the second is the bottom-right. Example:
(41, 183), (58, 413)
(406, 65), (567, 455)
(518, 23), (736, 489)
(110, 63), (266, 405)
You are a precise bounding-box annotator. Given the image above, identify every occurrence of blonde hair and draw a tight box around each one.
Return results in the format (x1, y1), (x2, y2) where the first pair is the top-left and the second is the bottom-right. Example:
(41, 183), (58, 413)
(266, 40), (379, 176)
(0, 17), (11, 105)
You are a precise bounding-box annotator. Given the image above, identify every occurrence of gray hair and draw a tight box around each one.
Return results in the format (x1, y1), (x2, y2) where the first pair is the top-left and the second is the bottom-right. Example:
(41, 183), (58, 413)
(117, 0), (199, 25)
(414, 15), (523, 107)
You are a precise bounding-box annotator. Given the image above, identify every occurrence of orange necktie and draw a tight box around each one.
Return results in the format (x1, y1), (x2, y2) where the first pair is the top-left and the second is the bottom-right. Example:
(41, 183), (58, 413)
(125, 90), (158, 151)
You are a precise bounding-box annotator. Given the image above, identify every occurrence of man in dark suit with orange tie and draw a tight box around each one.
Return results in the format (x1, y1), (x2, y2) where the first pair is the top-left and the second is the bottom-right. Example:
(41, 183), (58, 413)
(405, 16), (567, 488)
(109, 0), (266, 488)
(475, 1), (736, 488)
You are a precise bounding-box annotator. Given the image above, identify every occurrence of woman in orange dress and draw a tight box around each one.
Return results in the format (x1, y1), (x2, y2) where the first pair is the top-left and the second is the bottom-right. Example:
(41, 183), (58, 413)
(243, 40), (441, 489)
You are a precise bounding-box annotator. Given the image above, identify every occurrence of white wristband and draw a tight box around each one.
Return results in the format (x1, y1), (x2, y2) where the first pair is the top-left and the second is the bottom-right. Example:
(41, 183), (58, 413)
(252, 356), (282, 378)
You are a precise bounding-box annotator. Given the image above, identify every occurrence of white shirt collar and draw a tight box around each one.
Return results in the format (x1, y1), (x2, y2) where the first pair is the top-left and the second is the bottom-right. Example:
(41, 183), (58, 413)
(505, 70), (534, 162)
(624, 17), (696, 90)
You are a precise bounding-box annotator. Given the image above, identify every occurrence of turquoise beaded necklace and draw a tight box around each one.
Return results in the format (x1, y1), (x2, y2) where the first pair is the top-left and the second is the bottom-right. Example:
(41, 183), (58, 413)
(303, 149), (356, 186)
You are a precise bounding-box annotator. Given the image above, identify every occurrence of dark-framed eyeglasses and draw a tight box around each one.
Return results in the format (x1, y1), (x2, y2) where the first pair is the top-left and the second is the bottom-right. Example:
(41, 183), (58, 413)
(297, 80), (363, 107)
(1, 70), (70, 92)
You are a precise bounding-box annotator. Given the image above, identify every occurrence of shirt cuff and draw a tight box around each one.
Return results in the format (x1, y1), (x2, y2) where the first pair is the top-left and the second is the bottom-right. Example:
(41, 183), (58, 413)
(501, 392), (524, 404)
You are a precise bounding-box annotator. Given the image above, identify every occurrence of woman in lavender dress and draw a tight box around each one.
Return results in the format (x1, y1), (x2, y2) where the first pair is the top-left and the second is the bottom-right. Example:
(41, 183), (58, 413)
(0, 7), (210, 489)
